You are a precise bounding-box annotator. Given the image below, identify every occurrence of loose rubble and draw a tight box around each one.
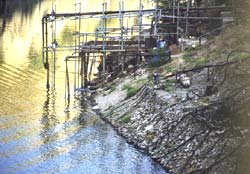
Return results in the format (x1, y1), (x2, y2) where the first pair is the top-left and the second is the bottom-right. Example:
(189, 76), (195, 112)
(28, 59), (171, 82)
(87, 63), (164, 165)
(94, 67), (249, 174)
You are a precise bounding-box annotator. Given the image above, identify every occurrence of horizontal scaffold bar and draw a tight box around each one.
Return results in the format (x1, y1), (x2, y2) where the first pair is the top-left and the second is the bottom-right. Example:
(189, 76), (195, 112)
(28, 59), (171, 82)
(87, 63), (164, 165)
(162, 15), (227, 20)
(43, 5), (231, 21)
(43, 9), (156, 19)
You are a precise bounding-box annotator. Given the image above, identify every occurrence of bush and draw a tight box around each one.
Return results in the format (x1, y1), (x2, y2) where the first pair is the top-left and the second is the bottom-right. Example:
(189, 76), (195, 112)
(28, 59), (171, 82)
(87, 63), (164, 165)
(145, 48), (171, 67)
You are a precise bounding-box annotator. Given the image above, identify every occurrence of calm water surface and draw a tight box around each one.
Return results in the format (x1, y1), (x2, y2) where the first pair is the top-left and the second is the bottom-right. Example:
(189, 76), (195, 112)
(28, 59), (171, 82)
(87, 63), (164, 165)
(0, 0), (166, 174)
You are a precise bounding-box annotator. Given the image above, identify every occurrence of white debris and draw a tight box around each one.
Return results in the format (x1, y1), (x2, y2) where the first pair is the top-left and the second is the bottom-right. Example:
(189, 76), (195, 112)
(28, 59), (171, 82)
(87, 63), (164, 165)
(177, 74), (191, 88)
(145, 125), (154, 132)
(92, 105), (100, 111)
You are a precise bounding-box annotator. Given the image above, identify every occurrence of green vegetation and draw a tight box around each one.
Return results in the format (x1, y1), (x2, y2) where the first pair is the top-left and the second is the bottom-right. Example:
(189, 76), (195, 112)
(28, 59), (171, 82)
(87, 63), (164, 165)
(227, 51), (250, 62)
(146, 48), (171, 67)
(164, 80), (175, 92)
(121, 114), (131, 123)
(123, 84), (140, 98)
(127, 87), (140, 98)
(182, 52), (209, 67)
(165, 65), (173, 73)
(136, 78), (148, 85)
(145, 133), (154, 142)
(122, 83), (132, 90)
(182, 53), (193, 64)
(194, 56), (208, 67)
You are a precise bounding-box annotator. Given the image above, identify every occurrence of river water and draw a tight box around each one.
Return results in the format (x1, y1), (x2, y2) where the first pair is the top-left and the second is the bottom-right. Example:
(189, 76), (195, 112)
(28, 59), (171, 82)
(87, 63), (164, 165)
(0, 0), (166, 174)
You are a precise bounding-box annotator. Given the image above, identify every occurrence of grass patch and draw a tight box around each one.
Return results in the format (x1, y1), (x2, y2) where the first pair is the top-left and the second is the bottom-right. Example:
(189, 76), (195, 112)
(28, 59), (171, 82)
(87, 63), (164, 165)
(136, 78), (148, 85)
(121, 114), (131, 123)
(228, 51), (250, 61)
(127, 87), (140, 98)
(164, 80), (175, 92)
(123, 84), (140, 98)
(122, 83), (132, 90)
(165, 65), (173, 73)
(164, 85), (174, 92)
(182, 53), (194, 63)
(194, 56), (208, 67)
(182, 51), (209, 68)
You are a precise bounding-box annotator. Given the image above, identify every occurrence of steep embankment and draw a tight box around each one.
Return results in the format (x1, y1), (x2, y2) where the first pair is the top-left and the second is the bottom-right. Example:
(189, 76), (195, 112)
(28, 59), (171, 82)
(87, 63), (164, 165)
(93, 25), (250, 174)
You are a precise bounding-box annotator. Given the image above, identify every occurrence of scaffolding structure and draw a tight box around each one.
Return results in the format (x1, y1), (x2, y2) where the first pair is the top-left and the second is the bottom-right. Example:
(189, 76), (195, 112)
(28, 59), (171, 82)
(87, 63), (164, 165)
(41, 1), (233, 101)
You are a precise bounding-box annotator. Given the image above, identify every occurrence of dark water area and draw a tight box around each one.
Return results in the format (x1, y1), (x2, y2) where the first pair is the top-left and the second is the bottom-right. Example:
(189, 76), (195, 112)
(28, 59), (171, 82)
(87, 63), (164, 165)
(0, 1), (166, 174)
(0, 0), (44, 35)
(0, 0), (43, 19)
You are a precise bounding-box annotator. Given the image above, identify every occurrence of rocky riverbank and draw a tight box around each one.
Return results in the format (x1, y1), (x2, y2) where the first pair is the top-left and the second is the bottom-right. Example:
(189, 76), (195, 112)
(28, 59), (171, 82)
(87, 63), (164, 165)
(91, 26), (250, 174)
(92, 62), (250, 174)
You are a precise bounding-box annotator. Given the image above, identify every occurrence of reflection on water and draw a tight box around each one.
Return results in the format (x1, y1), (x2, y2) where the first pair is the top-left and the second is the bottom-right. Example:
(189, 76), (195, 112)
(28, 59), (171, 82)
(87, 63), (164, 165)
(0, 0), (166, 174)
(0, 86), (166, 174)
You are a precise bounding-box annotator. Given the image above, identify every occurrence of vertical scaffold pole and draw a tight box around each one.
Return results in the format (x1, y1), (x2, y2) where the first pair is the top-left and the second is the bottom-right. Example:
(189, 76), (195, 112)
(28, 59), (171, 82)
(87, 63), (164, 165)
(138, 0), (143, 65)
(84, 53), (89, 88)
(185, 0), (190, 38)
(43, 17), (50, 89)
(77, 3), (81, 89)
(102, 3), (107, 74)
(176, 0), (180, 47)
(89, 54), (96, 81)
(51, 4), (56, 90)
(173, 0), (176, 23)
(81, 52), (85, 88)
(154, 0), (159, 37)
(74, 3), (77, 91)
(119, 1), (125, 72)
(65, 57), (70, 103)
(42, 17), (45, 68)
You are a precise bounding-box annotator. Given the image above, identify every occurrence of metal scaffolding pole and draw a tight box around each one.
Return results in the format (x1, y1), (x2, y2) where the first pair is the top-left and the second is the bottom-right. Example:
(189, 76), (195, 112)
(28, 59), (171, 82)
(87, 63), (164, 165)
(138, 0), (143, 64)
(185, 0), (190, 38)
(102, 3), (107, 74)
(176, 0), (180, 47)
(119, 1), (125, 72)
(51, 4), (56, 90)
(65, 57), (70, 103)
(119, 1), (124, 50)
(74, 3), (77, 91)
(154, 0), (161, 37)
(78, 3), (82, 88)
(41, 0), (231, 92)
(173, 0), (176, 23)
(42, 17), (50, 89)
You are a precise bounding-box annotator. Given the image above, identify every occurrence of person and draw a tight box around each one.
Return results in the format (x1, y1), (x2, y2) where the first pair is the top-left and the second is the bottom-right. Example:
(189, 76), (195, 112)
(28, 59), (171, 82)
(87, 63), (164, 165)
(153, 72), (159, 87)
(166, 46), (171, 62)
